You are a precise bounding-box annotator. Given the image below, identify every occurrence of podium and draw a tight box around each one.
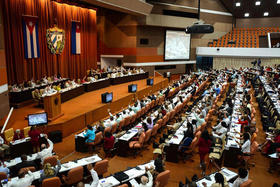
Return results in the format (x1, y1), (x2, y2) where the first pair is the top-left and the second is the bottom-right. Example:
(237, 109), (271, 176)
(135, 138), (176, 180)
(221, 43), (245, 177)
(44, 93), (63, 121)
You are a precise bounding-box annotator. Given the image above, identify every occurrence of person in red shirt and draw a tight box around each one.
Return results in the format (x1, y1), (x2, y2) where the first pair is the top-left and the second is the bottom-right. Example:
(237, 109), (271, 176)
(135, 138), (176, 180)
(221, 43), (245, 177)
(28, 126), (41, 153)
(197, 130), (212, 176)
(13, 129), (25, 141)
(237, 116), (249, 127)
(103, 132), (115, 157)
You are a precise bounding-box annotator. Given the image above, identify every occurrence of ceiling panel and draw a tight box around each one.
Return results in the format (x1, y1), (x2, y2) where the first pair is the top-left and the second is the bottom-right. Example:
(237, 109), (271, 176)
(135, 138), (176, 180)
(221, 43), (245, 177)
(219, 0), (280, 18)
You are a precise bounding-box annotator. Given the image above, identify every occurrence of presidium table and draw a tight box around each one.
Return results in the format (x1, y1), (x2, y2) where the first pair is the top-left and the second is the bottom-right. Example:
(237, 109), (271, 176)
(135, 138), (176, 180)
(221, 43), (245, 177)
(9, 72), (149, 107)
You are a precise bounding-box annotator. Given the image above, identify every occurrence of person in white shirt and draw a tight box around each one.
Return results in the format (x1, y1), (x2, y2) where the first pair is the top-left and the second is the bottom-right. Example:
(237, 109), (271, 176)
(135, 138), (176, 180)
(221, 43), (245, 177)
(232, 168), (248, 187)
(104, 116), (116, 128)
(36, 135), (54, 164)
(0, 136), (10, 158)
(128, 108), (135, 116)
(212, 122), (228, 140)
(236, 132), (251, 155)
(10, 169), (35, 187)
(86, 164), (99, 187)
(132, 102), (141, 113)
(134, 167), (155, 187)
(0, 162), (9, 177)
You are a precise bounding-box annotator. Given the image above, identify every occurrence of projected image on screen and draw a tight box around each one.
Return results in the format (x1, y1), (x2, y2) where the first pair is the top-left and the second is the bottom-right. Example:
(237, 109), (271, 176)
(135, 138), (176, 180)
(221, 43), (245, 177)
(165, 30), (191, 60)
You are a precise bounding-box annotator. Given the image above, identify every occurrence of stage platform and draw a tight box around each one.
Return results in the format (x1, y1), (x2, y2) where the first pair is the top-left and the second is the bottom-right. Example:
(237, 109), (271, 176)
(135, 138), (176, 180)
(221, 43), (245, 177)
(2, 76), (168, 138)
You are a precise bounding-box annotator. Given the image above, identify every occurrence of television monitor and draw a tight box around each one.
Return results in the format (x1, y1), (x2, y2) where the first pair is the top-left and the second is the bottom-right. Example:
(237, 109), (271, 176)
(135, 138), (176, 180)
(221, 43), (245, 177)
(102, 92), (113, 103)
(28, 112), (48, 126)
(147, 78), (154, 86)
(106, 92), (113, 103)
(128, 84), (137, 93)
(164, 72), (171, 78)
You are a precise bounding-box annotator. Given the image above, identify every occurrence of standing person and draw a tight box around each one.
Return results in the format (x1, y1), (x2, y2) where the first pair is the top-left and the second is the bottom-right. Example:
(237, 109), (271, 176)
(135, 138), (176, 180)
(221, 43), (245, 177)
(197, 130), (212, 176)
(28, 126), (41, 153)
(36, 135), (54, 164)
(0, 135), (10, 159)
(235, 133), (251, 168)
(103, 132), (115, 157)
(84, 125), (96, 143)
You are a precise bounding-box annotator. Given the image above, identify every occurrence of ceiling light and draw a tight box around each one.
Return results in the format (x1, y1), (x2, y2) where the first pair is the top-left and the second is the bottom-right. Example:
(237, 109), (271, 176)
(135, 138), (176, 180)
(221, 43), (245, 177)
(264, 12), (269, 16)
(255, 1), (261, 5)
(244, 13), (249, 17)
(236, 2), (241, 6)
(277, 0), (280, 4)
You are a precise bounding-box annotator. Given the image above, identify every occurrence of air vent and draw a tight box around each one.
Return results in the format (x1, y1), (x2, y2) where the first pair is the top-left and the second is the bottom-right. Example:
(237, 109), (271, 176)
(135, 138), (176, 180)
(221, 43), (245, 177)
(163, 9), (198, 19)
(140, 38), (149, 45)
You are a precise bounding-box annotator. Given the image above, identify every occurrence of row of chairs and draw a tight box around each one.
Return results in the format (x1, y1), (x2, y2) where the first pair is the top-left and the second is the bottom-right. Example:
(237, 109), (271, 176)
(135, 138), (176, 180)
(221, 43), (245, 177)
(88, 79), (193, 151)
(209, 27), (280, 48)
(128, 78), (212, 156)
(3, 126), (31, 143)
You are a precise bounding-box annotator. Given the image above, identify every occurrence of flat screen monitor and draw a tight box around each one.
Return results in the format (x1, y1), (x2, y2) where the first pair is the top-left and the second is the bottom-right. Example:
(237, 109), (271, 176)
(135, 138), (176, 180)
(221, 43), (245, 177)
(28, 112), (48, 126)
(128, 84), (137, 93)
(106, 92), (113, 103)
(147, 78), (154, 86)
(102, 92), (113, 103)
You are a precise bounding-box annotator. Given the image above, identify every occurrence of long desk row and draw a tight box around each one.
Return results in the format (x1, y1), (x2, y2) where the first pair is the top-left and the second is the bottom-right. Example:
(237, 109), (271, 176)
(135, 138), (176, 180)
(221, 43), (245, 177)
(10, 72), (149, 105)
(259, 76), (280, 116)
(2, 155), (102, 187)
(97, 161), (155, 187)
(9, 78), (69, 104)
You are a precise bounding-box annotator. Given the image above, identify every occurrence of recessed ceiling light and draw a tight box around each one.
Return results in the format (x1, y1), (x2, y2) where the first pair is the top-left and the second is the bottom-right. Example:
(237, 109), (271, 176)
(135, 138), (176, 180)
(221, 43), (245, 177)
(264, 12), (269, 16)
(244, 13), (250, 17)
(255, 1), (261, 5)
(236, 2), (241, 6)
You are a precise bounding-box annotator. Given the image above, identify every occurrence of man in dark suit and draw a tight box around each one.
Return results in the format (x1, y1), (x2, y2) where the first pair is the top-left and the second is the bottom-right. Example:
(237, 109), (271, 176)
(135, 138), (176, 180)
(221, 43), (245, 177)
(14, 154), (37, 176)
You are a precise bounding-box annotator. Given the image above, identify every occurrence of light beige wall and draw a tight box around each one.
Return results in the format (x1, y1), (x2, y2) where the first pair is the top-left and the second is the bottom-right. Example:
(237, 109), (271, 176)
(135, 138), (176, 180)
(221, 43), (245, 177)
(213, 57), (280, 69)
(236, 18), (280, 28)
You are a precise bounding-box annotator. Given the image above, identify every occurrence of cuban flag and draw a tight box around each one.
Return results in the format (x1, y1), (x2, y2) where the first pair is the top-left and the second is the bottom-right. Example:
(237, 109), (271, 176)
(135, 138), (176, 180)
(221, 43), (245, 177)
(22, 16), (40, 59)
(71, 21), (81, 54)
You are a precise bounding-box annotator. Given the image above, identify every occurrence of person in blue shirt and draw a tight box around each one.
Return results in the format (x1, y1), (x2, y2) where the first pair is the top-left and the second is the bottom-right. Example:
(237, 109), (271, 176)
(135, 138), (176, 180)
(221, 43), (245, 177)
(0, 161), (9, 177)
(84, 125), (96, 143)
(214, 85), (221, 95)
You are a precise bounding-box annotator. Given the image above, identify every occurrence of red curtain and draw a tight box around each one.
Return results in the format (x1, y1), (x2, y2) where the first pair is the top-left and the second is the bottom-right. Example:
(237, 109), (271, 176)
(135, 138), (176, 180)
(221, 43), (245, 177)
(1, 0), (97, 84)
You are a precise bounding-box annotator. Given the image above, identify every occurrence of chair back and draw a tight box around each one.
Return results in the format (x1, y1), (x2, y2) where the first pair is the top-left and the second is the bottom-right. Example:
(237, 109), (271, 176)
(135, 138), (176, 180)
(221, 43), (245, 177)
(0, 172), (7, 181)
(138, 132), (146, 145)
(94, 132), (103, 145)
(31, 91), (36, 99)
(117, 184), (129, 187)
(104, 127), (111, 135)
(111, 123), (118, 134)
(240, 179), (253, 187)
(65, 166), (83, 185)
(155, 170), (171, 187)
(4, 128), (14, 142)
(144, 129), (152, 143)
(151, 124), (159, 137)
(118, 119), (125, 131)
(250, 141), (259, 154)
(94, 159), (109, 176)
(43, 156), (58, 167)
(24, 126), (31, 138)
(124, 117), (131, 127)
(42, 177), (61, 187)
